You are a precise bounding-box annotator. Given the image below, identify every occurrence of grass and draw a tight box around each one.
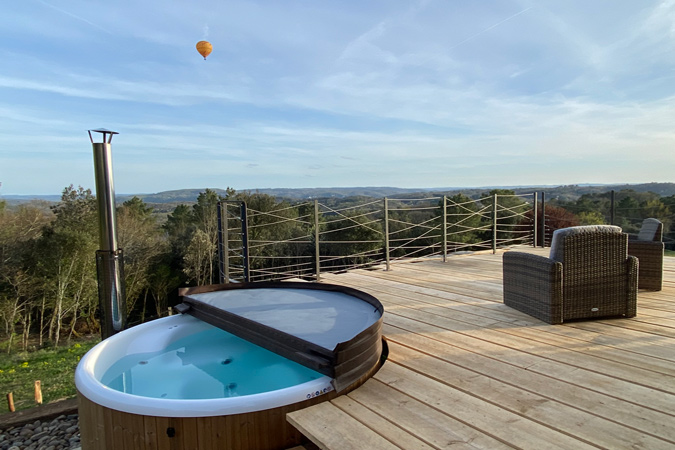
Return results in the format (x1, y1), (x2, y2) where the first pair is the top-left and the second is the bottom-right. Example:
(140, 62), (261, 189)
(0, 337), (100, 412)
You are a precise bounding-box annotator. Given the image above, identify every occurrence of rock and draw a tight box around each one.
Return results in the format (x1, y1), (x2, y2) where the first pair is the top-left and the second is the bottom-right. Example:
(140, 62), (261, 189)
(0, 412), (80, 449)
(31, 430), (49, 441)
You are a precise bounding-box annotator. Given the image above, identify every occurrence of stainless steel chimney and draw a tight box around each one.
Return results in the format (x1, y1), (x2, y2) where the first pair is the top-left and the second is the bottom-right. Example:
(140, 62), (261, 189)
(89, 129), (126, 338)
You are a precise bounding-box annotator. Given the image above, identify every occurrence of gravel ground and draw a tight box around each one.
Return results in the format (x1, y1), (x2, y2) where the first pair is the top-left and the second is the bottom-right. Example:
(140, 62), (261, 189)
(0, 414), (80, 450)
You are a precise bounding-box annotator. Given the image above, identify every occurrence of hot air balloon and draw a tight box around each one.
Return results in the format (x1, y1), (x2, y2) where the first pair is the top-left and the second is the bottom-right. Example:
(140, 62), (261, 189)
(196, 40), (212, 60)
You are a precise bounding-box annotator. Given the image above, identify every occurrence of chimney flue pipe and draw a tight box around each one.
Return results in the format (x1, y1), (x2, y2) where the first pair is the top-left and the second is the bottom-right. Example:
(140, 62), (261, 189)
(89, 128), (126, 339)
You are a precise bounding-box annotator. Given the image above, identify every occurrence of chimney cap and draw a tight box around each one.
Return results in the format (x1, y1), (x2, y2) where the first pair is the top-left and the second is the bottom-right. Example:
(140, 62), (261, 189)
(88, 128), (119, 144)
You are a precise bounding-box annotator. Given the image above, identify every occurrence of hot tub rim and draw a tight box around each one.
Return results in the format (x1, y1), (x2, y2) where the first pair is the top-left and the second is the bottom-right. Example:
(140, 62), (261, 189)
(75, 314), (334, 418)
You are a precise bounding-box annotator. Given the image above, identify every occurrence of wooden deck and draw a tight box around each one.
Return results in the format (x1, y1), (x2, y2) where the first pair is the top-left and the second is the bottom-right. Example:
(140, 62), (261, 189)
(287, 248), (675, 450)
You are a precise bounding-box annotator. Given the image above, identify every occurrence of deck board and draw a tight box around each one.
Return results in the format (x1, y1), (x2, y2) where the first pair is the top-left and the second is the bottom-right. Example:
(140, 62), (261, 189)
(287, 248), (675, 449)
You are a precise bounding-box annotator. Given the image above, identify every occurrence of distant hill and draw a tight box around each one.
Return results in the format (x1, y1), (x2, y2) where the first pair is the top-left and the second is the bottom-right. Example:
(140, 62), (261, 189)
(255, 183), (675, 202)
(253, 186), (433, 199)
(4, 183), (675, 206)
(129, 183), (672, 203)
(2, 194), (62, 205)
(123, 189), (233, 204)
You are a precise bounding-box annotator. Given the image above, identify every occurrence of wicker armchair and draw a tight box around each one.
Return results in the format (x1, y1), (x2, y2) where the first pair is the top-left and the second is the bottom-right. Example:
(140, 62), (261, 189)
(503, 225), (638, 324)
(628, 218), (664, 291)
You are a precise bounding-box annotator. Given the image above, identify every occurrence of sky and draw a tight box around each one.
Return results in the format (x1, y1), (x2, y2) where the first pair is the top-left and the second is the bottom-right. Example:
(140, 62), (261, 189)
(1, 1), (674, 196)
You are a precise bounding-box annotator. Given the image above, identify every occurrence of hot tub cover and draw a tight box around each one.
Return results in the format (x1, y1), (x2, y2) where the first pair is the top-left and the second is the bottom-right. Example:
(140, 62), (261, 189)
(177, 281), (384, 392)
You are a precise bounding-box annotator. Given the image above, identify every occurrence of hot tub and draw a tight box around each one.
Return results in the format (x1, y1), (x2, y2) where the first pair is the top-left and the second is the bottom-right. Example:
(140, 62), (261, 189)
(76, 282), (384, 450)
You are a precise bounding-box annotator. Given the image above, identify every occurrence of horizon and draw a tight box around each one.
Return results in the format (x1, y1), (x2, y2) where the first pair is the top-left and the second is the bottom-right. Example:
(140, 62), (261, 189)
(2, 2), (674, 195)
(3, 181), (673, 200)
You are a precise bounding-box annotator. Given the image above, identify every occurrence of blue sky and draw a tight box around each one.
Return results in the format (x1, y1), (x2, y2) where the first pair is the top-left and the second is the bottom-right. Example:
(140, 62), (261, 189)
(1, 1), (674, 195)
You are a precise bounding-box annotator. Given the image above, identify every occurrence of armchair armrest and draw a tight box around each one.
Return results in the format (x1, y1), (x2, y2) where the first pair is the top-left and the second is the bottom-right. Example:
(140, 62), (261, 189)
(625, 255), (638, 316)
(628, 240), (665, 253)
(503, 252), (564, 324)
(628, 240), (663, 290)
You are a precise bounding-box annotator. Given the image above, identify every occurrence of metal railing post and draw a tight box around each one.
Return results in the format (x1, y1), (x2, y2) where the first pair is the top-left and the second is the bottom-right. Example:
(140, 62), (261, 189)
(384, 197), (390, 271)
(224, 204), (230, 283)
(240, 202), (250, 282)
(610, 190), (615, 225)
(540, 192), (546, 247)
(442, 196), (447, 262)
(217, 202), (230, 284)
(314, 199), (321, 281)
(492, 194), (498, 253)
(533, 192), (538, 248)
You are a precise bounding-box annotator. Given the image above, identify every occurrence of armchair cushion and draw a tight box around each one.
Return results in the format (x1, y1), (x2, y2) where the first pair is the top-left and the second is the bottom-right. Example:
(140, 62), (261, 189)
(636, 218), (662, 242)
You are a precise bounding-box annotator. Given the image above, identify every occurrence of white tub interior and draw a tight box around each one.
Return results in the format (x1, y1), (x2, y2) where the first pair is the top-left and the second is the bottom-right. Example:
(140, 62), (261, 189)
(75, 314), (333, 417)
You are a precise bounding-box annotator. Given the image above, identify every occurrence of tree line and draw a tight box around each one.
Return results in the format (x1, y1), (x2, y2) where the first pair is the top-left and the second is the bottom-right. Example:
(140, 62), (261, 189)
(1, 186), (672, 353)
(0, 186), (233, 353)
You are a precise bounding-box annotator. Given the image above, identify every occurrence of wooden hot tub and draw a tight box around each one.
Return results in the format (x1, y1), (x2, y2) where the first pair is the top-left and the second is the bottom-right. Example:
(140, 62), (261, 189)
(76, 282), (385, 450)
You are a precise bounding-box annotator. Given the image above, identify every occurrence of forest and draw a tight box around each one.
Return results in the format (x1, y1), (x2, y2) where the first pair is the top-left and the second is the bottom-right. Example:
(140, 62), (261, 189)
(0, 185), (673, 354)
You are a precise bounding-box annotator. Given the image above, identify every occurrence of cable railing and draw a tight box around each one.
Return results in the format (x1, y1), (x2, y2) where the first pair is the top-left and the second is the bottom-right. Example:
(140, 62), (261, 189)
(211, 189), (675, 283)
(215, 192), (543, 283)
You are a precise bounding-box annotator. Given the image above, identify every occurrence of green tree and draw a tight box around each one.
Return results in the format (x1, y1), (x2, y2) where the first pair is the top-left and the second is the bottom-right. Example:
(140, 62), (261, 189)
(164, 203), (194, 261)
(615, 196), (641, 231)
(33, 186), (98, 346)
(640, 198), (672, 233)
(117, 197), (168, 321)
(171, 188), (236, 286)
(0, 202), (53, 352)
(233, 192), (310, 280)
(183, 189), (226, 285)
(577, 211), (606, 226)
(148, 261), (181, 318)
(183, 229), (215, 285)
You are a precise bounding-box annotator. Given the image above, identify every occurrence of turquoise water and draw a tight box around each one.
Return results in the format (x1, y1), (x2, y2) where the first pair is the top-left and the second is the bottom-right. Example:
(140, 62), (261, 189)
(101, 327), (324, 399)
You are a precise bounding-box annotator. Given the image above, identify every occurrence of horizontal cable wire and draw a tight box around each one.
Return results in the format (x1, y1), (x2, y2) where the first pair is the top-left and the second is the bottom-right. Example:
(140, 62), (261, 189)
(319, 199), (381, 213)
